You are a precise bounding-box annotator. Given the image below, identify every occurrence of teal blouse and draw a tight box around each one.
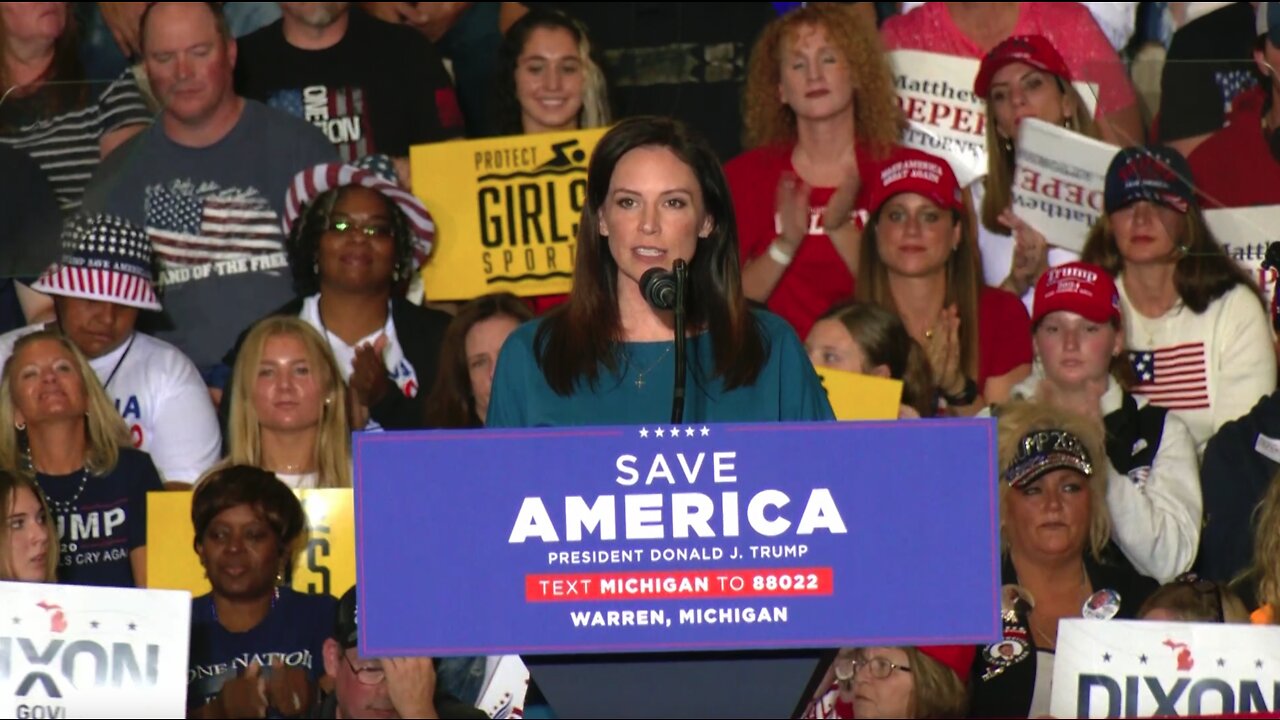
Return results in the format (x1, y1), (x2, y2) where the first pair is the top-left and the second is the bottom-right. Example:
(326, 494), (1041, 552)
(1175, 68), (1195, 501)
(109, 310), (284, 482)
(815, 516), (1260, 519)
(486, 309), (835, 428)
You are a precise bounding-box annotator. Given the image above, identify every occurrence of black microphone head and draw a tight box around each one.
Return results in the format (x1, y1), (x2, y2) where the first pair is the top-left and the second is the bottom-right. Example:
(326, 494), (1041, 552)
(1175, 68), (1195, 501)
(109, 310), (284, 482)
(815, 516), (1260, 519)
(640, 267), (677, 310)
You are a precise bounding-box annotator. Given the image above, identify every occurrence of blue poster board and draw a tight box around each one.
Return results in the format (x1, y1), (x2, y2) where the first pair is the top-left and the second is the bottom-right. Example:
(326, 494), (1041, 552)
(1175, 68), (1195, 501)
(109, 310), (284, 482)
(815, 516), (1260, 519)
(354, 420), (1001, 656)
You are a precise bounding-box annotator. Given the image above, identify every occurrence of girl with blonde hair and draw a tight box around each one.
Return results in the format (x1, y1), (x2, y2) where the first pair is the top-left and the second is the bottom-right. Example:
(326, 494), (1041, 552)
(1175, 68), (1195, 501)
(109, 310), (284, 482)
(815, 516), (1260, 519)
(226, 317), (351, 489)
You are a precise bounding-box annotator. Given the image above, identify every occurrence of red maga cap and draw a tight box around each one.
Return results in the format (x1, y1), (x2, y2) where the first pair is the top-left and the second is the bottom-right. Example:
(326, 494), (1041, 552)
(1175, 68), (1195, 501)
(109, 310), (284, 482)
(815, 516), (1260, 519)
(1031, 261), (1121, 326)
(974, 35), (1073, 98)
(866, 147), (964, 217)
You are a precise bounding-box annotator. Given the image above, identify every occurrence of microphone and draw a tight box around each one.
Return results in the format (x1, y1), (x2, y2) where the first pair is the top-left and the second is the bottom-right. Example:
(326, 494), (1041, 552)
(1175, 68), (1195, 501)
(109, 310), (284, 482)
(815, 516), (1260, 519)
(640, 267), (677, 310)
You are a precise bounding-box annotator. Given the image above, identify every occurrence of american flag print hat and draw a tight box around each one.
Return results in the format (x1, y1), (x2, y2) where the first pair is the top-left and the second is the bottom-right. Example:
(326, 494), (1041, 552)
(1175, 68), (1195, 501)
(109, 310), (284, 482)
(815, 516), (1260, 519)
(31, 213), (161, 311)
(283, 154), (436, 271)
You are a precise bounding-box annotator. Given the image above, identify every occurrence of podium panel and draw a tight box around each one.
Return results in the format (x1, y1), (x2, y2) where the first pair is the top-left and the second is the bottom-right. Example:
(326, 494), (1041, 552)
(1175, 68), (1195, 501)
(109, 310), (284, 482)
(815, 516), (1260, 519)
(353, 421), (1001, 715)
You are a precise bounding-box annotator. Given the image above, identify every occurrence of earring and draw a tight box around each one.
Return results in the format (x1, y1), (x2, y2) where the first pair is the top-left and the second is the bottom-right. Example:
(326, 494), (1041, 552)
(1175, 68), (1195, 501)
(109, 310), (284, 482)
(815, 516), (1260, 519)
(15, 421), (25, 431)
(1063, 116), (1075, 131)
(313, 260), (319, 275)
(1178, 243), (1190, 256)
(1002, 136), (1013, 154)
(324, 396), (333, 406)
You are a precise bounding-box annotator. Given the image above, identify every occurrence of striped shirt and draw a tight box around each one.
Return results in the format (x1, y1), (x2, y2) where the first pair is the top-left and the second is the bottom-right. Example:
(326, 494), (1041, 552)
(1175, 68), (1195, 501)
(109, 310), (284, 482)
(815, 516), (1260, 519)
(0, 69), (152, 213)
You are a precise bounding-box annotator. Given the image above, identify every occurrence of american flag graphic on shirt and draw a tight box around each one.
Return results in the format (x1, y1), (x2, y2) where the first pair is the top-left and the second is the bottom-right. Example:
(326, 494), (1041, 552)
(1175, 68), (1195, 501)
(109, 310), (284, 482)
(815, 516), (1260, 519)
(267, 85), (372, 163)
(144, 181), (284, 275)
(1128, 343), (1210, 411)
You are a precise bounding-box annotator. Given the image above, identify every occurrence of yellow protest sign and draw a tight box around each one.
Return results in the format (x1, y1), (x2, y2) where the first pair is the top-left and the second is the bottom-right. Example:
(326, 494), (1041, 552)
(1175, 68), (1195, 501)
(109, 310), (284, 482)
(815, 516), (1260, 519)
(815, 367), (904, 421)
(147, 489), (355, 598)
(411, 127), (609, 301)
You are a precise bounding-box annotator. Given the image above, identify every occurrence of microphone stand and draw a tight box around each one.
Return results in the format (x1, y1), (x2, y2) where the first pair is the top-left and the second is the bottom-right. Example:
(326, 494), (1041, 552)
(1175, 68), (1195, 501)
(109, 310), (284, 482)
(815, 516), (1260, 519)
(671, 260), (687, 424)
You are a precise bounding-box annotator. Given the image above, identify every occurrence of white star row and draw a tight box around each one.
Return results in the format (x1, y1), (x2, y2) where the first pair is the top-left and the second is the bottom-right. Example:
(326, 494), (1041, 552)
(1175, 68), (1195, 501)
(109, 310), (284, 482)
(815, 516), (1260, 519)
(638, 426), (711, 438)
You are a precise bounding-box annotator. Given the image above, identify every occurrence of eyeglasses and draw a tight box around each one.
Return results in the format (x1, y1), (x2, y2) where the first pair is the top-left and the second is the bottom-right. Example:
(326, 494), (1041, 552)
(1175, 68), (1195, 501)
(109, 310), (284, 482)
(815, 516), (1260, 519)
(1174, 572), (1224, 623)
(343, 653), (386, 685)
(833, 656), (912, 681)
(327, 218), (393, 240)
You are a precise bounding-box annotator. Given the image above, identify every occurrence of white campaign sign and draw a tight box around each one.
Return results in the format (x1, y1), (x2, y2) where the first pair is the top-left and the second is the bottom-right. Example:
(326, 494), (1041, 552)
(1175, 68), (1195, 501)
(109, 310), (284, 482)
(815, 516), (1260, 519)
(1050, 619), (1280, 718)
(1205, 205), (1280, 326)
(0, 581), (191, 718)
(1013, 118), (1120, 253)
(890, 50), (1099, 188)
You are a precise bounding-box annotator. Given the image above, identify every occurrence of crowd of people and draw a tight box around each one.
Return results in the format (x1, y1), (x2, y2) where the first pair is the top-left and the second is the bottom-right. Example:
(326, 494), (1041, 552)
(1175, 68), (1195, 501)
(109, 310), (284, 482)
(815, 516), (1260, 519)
(3, 1), (1280, 718)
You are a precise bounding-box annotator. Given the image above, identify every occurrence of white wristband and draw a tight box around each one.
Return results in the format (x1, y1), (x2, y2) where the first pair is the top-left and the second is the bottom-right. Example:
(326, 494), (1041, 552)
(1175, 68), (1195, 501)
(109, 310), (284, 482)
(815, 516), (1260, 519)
(767, 240), (795, 267)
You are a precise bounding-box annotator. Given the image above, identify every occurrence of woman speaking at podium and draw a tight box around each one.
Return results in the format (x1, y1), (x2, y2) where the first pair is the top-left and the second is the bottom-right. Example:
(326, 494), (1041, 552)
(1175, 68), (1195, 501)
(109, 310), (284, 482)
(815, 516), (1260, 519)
(486, 116), (834, 427)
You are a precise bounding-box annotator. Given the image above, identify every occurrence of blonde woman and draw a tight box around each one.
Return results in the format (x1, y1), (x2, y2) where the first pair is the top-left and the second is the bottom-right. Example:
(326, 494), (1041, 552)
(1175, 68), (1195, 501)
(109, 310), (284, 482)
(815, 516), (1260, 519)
(1241, 475), (1280, 624)
(973, 35), (1100, 307)
(972, 400), (1156, 717)
(726, 3), (901, 339)
(227, 317), (351, 489)
(0, 470), (57, 582)
(0, 330), (161, 587)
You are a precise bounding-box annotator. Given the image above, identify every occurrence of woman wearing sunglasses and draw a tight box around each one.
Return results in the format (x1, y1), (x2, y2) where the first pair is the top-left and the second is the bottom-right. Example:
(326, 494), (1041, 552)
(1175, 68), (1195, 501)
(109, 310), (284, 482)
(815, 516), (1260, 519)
(223, 155), (452, 430)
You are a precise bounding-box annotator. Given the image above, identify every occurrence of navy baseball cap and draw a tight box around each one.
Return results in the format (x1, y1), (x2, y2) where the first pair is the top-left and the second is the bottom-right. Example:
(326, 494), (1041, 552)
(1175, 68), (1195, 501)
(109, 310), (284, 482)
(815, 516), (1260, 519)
(1103, 145), (1196, 215)
(1258, 2), (1280, 45)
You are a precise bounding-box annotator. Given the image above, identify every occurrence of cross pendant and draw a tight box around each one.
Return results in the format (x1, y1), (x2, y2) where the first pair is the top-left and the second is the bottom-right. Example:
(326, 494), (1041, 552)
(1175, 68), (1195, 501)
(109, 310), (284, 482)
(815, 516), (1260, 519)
(635, 373), (645, 389)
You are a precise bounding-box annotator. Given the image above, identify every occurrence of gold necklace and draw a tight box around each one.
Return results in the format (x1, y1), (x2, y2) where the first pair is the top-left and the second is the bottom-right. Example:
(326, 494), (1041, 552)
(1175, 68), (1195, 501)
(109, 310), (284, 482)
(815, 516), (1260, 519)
(630, 346), (673, 390)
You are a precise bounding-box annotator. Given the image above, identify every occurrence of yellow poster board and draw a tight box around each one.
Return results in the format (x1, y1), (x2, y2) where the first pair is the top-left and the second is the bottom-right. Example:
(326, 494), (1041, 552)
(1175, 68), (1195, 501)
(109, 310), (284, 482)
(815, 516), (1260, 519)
(411, 127), (609, 301)
(147, 489), (354, 598)
(815, 367), (904, 421)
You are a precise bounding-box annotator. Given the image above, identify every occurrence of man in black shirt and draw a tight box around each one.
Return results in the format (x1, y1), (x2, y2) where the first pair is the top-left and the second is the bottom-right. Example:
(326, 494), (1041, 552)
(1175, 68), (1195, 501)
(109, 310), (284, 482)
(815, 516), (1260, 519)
(236, 2), (465, 169)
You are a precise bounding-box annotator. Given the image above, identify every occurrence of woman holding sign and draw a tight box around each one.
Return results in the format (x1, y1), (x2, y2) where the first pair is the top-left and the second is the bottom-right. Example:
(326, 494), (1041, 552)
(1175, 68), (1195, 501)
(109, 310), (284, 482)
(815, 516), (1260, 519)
(1082, 145), (1274, 452)
(855, 146), (1032, 414)
(974, 35), (1100, 307)
(971, 400), (1155, 718)
(994, 262), (1201, 584)
(726, 4), (901, 340)
(486, 115), (833, 426)
(0, 330), (162, 588)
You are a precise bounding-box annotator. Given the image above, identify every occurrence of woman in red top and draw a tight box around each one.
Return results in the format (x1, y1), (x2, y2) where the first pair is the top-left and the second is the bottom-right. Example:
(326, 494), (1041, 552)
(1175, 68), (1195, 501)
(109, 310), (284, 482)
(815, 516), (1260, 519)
(725, 4), (900, 340)
(856, 147), (1032, 414)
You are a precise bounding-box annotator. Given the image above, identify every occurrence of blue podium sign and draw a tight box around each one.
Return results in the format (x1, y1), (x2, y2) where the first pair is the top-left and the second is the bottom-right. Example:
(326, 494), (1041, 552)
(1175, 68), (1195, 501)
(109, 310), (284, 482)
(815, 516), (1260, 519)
(354, 420), (1001, 657)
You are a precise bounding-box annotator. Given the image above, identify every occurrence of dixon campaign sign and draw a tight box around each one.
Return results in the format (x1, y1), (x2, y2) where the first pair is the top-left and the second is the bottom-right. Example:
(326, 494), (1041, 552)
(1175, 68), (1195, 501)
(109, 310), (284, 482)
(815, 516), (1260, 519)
(354, 421), (1001, 656)
(411, 128), (608, 301)
(147, 489), (355, 598)
(0, 581), (190, 718)
(1051, 619), (1280, 718)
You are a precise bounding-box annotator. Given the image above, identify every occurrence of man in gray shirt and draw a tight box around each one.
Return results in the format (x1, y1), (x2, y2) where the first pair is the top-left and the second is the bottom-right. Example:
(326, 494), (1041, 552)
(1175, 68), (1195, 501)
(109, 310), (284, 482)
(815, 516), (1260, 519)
(84, 1), (336, 386)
